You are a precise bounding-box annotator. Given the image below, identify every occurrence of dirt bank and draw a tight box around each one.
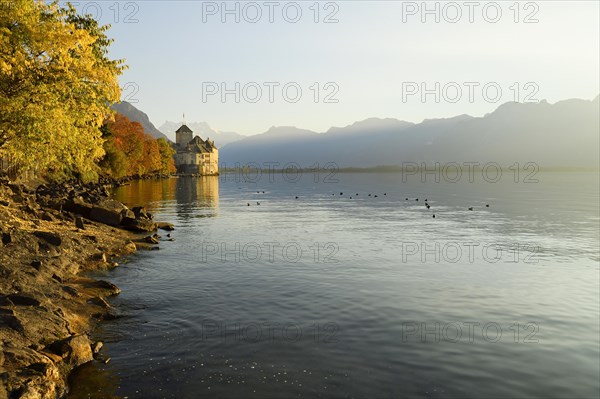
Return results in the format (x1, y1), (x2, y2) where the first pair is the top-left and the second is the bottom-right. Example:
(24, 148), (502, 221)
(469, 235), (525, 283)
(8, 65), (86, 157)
(0, 177), (172, 399)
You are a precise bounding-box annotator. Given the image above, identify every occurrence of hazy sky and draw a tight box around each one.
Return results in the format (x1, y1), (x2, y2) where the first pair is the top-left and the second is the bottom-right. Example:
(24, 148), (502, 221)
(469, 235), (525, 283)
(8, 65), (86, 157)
(75, 1), (599, 135)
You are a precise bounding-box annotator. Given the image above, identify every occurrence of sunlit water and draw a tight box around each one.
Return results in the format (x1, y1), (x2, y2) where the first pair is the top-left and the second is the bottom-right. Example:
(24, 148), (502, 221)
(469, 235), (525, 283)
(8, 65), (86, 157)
(69, 172), (600, 399)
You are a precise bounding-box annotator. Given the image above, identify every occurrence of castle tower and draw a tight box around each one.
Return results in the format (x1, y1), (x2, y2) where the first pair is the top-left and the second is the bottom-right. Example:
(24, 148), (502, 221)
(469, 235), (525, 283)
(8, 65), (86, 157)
(175, 124), (193, 146)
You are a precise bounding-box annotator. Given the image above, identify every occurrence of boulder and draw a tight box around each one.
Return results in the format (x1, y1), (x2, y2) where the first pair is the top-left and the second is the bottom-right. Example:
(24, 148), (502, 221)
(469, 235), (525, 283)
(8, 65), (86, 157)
(7, 183), (23, 196)
(94, 252), (108, 263)
(0, 308), (24, 332)
(156, 222), (175, 231)
(46, 335), (93, 367)
(87, 297), (110, 308)
(64, 197), (93, 218)
(1, 232), (11, 246)
(94, 280), (121, 295)
(91, 341), (103, 355)
(121, 218), (156, 232)
(0, 294), (41, 307)
(131, 206), (150, 220)
(121, 208), (135, 220)
(33, 231), (62, 246)
(30, 260), (43, 271)
(40, 212), (54, 222)
(96, 199), (127, 213)
(75, 216), (85, 230)
(61, 286), (79, 297)
(89, 206), (122, 227)
(143, 235), (159, 245)
(2, 346), (63, 398)
(123, 241), (137, 253)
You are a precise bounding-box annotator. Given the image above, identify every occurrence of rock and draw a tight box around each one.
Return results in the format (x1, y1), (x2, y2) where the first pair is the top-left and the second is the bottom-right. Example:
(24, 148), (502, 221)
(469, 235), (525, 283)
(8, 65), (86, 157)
(89, 206), (122, 227)
(0, 294), (41, 307)
(75, 216), (85, 230)
(87, 297), (110, 308)
(143, 235), (159, 244)
(83, 234), (98, 243)
(156, 222), (175, 231)
(61, 286), (79, 297)
(94, 280), (120, 295)
(121, 208), (135, 220)
(95, 199), (127, 214)
(121, 218), (157, 232)
(33, 231), (62, 246)
(24, 204), (38, 216)
(2, 346), (62, 398)
(46, 335), (93, 367)
(7, 183), (23, 196)
(64, 197), (93, 218)
(123, 241), (137, 253)
(30, 260), (43, 271)
(0, 308), (24, 332)
(121, 215), (136, 226)
(61, 211), (76, 222)
(95, 252), (108, 263)
(1, 232), (11, 246)
(40, 212), (53, 222)
(91, 311), (122, 321)
(91, 341), (103, 355)
(0, 199), (9, 206)
(131, 206), (149, 219)
(51, 274), (63, 283)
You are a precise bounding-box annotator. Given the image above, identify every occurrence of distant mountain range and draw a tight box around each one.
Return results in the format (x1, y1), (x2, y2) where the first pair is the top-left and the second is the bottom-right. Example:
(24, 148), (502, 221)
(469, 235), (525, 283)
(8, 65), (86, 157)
(111, 97), (599, 169)
(110, 101), (169, 141)
(158, 121), (244, 148)
(220, 97), (600, 169)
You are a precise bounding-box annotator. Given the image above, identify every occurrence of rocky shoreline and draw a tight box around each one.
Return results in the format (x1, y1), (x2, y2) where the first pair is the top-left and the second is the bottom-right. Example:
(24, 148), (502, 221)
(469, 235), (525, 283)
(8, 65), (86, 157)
(0, 177), (173, 399)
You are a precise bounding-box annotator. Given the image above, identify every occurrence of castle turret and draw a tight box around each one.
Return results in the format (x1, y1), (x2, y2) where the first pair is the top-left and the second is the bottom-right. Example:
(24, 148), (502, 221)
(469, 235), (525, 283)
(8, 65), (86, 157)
(175, 124), (193, 146)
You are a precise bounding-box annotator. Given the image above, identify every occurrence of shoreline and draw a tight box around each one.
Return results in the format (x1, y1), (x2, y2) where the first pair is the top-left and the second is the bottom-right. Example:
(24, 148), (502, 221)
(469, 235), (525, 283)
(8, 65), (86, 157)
(0, 177), (172, 399)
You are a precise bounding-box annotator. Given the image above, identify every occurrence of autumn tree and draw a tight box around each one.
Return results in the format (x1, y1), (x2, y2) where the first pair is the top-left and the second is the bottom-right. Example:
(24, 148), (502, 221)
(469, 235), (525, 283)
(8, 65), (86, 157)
(98, 123), (128, 178)
(157, 138), (176, 175)
(0, 0), (125, 181)
(102, 113), (176, 178)
(104, 113), (144, 176)
(141, 138), (162, 175)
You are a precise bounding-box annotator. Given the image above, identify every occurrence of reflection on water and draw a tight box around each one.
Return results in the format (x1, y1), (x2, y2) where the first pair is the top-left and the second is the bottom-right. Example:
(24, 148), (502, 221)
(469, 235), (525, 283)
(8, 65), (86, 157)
(113, 176), (219, 219)
(71, 172), (599, 399)
(68, 361), (120, 399)
(113, 177), (177, 207)
(174, 176), (219, 219)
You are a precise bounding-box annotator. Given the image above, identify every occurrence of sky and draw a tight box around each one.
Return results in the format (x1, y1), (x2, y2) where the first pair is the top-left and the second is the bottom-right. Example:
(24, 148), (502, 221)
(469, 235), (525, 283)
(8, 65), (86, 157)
(68, 1), (600, 135)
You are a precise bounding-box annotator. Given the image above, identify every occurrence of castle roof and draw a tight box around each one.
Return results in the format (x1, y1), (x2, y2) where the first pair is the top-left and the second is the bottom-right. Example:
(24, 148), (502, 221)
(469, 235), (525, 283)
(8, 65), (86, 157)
(182, 135), (215, 154)
(176, 124), (193, 134)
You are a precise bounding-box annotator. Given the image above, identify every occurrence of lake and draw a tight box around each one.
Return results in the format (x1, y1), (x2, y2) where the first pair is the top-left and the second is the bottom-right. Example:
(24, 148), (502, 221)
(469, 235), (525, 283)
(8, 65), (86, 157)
(69, 171), (600, 398)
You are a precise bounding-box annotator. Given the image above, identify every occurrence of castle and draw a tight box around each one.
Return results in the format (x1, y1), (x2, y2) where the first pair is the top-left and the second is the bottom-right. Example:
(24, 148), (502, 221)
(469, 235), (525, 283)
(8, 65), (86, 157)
(173, 124), (219, 175)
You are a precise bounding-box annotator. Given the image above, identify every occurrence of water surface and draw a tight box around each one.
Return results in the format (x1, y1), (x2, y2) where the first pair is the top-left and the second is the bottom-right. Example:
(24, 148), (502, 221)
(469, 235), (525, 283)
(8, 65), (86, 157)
(70, 172), (599, 398)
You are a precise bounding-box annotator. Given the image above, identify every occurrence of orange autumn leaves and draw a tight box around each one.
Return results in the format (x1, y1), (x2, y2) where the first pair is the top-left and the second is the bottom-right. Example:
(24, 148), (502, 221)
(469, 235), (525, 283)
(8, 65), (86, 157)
(101, 114), (175, 179)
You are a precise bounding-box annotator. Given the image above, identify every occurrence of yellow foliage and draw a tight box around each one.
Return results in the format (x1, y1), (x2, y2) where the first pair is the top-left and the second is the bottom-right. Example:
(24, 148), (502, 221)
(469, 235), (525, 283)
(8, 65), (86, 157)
(0, 0), (126, 181)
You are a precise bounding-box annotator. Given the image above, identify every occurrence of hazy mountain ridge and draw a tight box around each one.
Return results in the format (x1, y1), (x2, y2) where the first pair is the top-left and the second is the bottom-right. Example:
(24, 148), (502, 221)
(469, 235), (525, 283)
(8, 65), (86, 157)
(220, 97), (600, 168)
(159, 121), (245, 148)
(110, 101), (169, 141)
